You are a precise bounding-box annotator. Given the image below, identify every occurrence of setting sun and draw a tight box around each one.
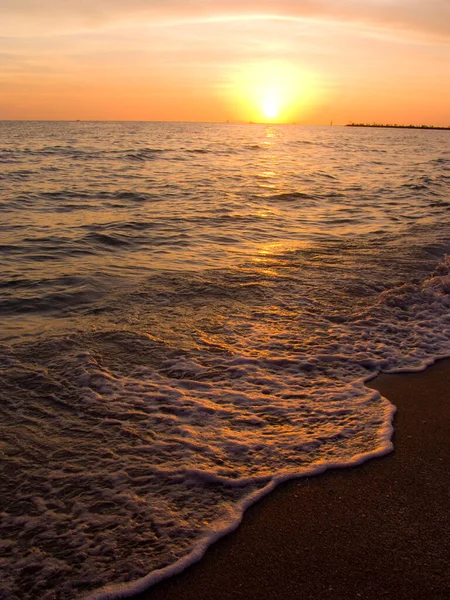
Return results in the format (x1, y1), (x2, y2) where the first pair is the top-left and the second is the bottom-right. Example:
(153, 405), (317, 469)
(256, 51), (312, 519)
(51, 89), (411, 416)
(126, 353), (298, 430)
(261, 89), (280, 120)
(228, 61), (317, 123)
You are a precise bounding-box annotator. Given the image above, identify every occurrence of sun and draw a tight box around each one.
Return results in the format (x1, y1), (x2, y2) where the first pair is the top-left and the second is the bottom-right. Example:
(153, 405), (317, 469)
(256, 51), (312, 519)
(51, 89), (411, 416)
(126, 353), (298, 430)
(262, 92), (280, 120)
(229, 61), (316, 123)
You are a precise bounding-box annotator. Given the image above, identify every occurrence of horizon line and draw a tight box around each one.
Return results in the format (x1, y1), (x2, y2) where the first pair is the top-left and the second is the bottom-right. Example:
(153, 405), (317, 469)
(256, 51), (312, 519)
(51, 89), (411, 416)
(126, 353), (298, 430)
(0, 119), (332, 125)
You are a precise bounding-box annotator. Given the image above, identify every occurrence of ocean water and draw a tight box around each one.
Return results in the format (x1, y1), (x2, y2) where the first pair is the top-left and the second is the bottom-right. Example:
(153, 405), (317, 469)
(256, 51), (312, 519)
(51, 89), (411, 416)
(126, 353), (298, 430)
(1, 121), (450, 600)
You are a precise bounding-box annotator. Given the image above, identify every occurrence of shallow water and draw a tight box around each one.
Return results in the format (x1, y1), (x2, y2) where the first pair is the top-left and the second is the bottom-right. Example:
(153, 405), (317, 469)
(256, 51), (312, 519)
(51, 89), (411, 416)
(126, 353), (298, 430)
(1, 122), (450, 599)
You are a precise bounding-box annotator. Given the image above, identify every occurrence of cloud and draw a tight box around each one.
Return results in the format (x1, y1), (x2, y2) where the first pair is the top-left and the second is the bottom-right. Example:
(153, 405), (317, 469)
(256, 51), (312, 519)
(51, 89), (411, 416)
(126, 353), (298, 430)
(1, 0), (449, 41)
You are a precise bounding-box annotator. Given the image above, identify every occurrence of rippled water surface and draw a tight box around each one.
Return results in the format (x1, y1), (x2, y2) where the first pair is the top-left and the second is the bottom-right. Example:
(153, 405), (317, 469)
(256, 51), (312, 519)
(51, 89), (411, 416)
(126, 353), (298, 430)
(1, 122), (450, 599)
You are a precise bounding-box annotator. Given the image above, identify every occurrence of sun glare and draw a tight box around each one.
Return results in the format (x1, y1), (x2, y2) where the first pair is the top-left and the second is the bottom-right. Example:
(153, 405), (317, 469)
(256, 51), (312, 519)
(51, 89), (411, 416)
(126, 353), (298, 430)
(262, 92), (279, 120)
(229, 62), (316, 123)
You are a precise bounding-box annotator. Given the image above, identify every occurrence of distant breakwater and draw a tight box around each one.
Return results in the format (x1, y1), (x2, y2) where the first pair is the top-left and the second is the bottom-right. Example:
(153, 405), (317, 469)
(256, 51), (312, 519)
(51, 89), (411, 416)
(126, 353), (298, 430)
(347, 123), (450, 131)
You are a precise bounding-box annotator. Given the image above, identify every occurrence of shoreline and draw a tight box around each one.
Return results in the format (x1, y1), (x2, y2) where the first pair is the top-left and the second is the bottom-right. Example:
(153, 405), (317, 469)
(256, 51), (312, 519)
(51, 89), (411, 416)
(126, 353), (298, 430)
(129, 359), (450, 600)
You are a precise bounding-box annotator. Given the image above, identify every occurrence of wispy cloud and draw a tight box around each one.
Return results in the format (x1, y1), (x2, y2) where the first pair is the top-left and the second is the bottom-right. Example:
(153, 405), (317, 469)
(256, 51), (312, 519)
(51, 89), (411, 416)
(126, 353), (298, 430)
(1, 1), (449, 40)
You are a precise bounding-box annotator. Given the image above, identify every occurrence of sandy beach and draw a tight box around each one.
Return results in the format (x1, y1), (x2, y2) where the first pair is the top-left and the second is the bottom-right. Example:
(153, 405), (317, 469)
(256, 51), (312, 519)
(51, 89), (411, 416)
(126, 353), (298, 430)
(134, 360), (450, 600)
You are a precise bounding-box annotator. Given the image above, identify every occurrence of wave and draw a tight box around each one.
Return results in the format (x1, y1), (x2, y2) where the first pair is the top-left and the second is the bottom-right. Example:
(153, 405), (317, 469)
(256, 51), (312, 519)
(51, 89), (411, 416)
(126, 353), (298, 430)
(123, 148), (166, 162)
(261, 191), (318, 203)
(2, 235), (450, 599)
(1, 190), (162, 212)
(0, 275), (105, 316)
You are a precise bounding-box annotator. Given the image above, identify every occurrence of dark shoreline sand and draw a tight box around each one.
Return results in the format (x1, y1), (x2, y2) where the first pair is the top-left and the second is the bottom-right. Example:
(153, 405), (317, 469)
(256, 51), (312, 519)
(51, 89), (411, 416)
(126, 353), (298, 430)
(133, 360), (450, 600)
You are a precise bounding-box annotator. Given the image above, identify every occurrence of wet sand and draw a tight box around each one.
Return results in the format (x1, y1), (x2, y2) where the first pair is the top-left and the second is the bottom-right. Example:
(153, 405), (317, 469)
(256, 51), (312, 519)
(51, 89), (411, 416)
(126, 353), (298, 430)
(133, 359), (450, 600)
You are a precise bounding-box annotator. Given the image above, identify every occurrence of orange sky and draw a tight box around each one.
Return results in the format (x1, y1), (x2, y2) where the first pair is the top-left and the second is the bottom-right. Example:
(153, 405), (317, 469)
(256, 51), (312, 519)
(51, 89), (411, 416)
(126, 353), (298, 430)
(1, 1), (449, 124)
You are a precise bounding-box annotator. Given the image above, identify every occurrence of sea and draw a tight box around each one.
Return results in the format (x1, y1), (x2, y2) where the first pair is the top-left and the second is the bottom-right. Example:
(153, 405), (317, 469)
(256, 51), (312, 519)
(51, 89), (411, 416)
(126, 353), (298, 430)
(1, 121), (450, 600)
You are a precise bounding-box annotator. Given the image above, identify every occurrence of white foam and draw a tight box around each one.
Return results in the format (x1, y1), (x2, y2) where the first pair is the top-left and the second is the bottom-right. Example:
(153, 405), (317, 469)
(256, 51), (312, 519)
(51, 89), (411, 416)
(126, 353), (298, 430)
(85, 417), (396, 600)
(3, 255), (450, 600)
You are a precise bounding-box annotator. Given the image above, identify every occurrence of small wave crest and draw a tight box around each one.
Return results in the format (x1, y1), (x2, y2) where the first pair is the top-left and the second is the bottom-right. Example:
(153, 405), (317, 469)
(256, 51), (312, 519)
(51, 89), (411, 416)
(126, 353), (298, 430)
(123, 148), (166, 161)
